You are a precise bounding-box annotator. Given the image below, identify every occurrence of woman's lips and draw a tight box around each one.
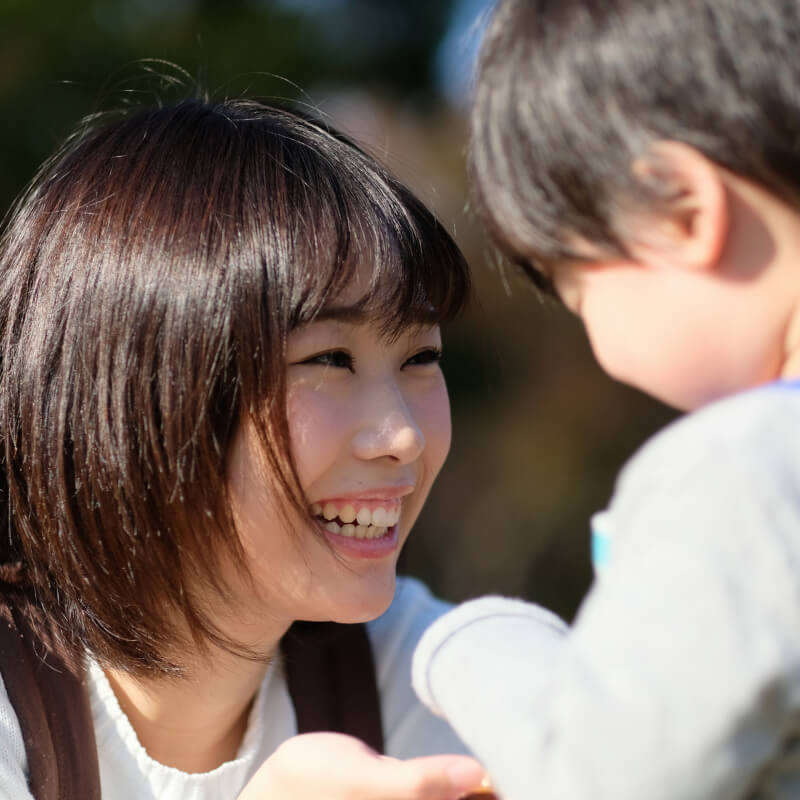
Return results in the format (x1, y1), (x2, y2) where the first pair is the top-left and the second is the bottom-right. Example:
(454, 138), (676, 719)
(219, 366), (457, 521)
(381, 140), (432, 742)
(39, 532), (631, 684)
(310, 488), (411, 557)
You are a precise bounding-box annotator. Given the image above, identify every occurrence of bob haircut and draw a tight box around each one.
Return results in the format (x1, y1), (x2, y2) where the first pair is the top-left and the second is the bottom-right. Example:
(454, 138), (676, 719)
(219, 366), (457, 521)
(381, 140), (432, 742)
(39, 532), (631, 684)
(0, 96), (469, 675)
(470, 0), (800, 288)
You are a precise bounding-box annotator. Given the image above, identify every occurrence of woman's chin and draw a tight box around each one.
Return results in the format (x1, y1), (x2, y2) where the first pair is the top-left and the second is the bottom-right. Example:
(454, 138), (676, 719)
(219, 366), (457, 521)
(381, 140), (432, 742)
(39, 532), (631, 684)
(325, 574), (398, 624)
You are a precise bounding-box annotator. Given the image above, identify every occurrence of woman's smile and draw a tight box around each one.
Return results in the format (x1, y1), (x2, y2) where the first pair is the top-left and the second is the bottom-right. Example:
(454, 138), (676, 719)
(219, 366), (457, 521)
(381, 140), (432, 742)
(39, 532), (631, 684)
(225, 311), (451, 627)
(312, 489), (409, 536)
(310, 490), (410, 558)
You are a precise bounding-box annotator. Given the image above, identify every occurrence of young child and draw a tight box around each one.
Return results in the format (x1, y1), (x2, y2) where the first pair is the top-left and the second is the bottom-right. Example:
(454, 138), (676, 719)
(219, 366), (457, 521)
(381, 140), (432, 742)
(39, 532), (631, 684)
(0, 95), (489, 799)
(412, 1), (800, 798)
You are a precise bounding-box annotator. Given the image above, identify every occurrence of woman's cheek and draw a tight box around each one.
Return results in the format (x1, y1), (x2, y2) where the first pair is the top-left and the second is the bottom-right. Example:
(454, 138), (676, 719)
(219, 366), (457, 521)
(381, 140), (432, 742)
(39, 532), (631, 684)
(286, 384), (343, 484)
(418, 376), (452, 475)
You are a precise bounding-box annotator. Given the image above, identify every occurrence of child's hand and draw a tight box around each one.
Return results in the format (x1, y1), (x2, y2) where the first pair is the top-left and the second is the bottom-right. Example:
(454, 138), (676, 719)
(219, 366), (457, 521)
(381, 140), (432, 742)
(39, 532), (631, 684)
(237, 731), (490, 800)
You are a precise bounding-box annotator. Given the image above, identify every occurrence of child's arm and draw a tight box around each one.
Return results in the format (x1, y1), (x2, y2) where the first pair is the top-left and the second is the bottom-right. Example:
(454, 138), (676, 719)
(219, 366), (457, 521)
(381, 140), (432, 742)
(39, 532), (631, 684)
(414, 390), (800, 800)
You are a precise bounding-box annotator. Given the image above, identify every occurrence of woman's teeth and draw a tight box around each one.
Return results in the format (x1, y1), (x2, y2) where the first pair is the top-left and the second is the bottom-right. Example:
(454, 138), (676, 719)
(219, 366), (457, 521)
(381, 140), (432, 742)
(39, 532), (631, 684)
(311, 502), (400, 539)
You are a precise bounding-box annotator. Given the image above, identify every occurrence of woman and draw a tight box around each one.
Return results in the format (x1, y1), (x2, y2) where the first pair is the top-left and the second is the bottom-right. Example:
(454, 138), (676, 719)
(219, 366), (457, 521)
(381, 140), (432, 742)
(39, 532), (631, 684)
(0, 96), (488, 799)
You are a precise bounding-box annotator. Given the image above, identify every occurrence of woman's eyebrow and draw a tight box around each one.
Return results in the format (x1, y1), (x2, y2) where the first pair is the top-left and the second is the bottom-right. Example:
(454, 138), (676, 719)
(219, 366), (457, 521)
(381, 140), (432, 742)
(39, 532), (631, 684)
(312, 305), (370, 324)
(310, 304), (439, 326)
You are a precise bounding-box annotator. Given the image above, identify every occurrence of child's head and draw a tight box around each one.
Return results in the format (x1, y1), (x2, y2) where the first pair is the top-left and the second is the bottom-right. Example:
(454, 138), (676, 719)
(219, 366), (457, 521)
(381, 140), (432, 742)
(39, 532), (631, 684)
(470, 0), (800, 409)
(0, 97), (469, 674)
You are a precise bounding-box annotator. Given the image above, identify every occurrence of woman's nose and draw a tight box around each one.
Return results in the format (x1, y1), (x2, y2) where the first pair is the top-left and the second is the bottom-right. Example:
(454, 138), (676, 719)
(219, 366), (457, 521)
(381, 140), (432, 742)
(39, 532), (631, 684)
(352, 388), (425, 464)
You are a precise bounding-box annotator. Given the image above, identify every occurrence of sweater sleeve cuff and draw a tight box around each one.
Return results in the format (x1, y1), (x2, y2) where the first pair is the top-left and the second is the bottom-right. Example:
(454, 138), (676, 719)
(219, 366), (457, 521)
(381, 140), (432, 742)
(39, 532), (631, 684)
(412, 595), (568, 714)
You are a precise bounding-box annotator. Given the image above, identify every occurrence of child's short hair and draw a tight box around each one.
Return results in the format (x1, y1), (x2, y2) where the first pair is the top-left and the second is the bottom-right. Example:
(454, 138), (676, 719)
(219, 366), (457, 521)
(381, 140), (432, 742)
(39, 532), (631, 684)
(0, 97), (469, 674)
(470, 0), (800, 280)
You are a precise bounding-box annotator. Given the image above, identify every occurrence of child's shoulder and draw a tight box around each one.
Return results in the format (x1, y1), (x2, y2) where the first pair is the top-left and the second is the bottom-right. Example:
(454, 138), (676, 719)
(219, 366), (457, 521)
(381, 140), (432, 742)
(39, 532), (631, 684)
(616, 381), (800, 499)
(600, 382), (800, 568)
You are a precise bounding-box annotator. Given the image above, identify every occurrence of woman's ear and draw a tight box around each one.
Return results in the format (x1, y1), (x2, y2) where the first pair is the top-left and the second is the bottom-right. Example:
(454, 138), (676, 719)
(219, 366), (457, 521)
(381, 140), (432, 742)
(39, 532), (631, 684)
(625, 140), (730, 272)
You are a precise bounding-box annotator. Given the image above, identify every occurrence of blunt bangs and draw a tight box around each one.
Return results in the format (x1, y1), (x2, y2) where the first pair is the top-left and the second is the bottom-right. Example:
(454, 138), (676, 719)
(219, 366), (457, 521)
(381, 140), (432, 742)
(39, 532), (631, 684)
(0, 96), (469, 674)
(228, 101), (470, 338)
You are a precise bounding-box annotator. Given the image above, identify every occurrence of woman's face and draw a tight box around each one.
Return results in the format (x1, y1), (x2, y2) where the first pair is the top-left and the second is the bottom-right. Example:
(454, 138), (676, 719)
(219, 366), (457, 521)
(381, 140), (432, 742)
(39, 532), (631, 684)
(225, 281), (452, 640)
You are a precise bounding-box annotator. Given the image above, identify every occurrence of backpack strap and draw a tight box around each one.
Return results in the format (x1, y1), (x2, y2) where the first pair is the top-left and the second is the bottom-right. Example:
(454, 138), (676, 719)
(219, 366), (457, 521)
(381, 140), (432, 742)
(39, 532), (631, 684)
(1, 581), (383, 800)
(281, 620), (385, 753)
(0, 582), (101, 800)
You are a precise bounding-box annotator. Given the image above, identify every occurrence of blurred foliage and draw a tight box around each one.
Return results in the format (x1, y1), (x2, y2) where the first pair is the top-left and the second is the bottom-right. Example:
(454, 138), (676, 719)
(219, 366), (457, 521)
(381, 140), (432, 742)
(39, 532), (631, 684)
(1, 0), (677, 623)
(0, 0), (455, 212)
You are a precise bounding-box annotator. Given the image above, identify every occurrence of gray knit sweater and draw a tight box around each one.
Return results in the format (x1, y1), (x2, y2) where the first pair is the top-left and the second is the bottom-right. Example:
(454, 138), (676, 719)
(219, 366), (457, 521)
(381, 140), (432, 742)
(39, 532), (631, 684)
(413, 382), (800, 800)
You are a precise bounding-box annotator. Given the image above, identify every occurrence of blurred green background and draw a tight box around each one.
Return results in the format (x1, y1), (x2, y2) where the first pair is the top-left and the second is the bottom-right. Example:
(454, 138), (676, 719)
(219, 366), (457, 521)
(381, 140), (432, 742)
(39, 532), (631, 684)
(0, 0), (676, 622)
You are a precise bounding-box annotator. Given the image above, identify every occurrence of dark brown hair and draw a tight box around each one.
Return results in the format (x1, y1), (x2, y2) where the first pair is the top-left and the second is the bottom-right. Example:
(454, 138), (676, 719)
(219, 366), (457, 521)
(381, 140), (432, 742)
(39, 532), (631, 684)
(470, 0), (800, 286)
(0, 97), (469, 675)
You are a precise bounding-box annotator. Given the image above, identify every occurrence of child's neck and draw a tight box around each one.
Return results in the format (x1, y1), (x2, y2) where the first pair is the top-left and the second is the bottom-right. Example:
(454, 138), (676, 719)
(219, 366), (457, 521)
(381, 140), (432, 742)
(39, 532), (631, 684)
(780, 283), (800, 383)
(780, 348), (800, 383)
(713, 170), (800, 397)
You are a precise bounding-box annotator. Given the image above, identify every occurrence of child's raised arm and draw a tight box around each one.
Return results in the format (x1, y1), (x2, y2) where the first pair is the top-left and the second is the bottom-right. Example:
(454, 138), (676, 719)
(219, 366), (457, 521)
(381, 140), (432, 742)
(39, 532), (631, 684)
(414, 395), (800, 800)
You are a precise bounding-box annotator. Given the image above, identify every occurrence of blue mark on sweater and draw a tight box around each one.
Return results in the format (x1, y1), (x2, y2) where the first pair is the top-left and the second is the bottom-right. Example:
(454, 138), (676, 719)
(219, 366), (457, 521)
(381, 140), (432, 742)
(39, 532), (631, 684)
(590, 511), (613, 576)
(764, 378), (800, 392)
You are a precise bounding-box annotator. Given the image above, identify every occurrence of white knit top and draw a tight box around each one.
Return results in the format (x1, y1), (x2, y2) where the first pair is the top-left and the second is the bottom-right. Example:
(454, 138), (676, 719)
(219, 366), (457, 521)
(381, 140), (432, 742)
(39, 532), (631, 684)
(0, 577), (467, 799)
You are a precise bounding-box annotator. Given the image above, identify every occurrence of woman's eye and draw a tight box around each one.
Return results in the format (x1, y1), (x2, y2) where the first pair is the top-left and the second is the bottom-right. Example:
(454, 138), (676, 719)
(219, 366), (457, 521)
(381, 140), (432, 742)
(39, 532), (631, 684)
(404, 347), (443, 368)
(301, 350), (354, 370)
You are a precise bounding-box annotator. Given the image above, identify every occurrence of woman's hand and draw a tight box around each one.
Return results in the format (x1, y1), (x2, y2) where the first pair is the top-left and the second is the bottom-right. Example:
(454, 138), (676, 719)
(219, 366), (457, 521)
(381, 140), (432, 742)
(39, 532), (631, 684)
(237, 732), (491, 800)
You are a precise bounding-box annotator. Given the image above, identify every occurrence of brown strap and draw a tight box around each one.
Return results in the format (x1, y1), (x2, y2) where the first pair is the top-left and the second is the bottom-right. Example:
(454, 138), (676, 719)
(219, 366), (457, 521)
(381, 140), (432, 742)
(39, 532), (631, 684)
(1, 592), (382, 799)
(0, 602), (101, 800)
(281, 621), (385, 753)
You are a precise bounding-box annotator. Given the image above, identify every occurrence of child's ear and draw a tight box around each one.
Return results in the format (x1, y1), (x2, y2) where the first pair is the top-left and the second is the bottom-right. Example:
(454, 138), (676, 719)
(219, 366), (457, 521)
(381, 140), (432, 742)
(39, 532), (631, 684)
(626, 140), (729, 272)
